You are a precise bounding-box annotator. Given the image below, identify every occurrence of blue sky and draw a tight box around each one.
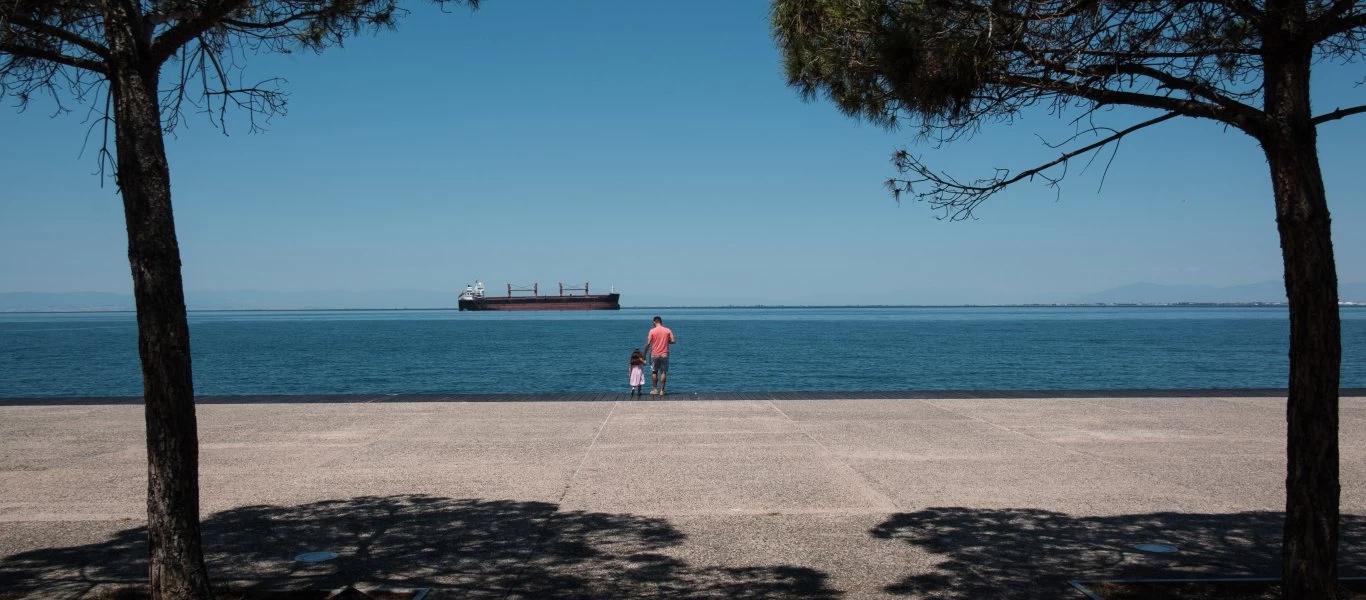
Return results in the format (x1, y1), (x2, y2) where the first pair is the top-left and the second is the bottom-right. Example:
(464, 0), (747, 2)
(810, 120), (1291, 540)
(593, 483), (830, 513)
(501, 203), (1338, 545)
(2, 1), (1363, 306)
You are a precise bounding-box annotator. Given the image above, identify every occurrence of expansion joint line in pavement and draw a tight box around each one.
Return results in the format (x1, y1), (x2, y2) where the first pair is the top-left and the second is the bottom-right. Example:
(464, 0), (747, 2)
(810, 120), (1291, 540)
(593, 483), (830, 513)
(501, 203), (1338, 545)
(920, 399), (1217, 500)
(497, 401), (620, 600)
(766, 400), (900, 512)
(1068, 396), (1277, 438)
(559, 400), (619, 503)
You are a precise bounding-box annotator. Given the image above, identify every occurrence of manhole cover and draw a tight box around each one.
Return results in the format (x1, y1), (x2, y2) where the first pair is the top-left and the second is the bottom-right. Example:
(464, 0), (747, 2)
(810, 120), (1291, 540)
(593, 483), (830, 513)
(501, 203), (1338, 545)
(295, 551), (340, 562)
(1133, 543), (1179, 553)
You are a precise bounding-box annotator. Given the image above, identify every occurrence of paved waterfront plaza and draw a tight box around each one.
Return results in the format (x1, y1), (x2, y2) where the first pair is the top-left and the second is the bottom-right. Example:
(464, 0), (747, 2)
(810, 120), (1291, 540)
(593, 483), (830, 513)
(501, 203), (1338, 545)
(1, 395), (1364, 598)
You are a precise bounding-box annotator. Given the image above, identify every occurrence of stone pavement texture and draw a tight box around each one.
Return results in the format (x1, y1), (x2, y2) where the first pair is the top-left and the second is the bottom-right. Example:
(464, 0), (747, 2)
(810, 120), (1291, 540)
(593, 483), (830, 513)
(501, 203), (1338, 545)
(1, 396), (1364, 599)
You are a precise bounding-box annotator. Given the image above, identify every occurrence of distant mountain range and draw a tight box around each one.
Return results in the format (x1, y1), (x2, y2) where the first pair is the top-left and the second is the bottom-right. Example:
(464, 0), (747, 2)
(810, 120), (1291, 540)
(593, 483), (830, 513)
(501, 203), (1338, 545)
(0, 292), (136, 312)
(2, 281), (1364, 311)
(1075, 281), (1366, 305)
(0, 290), (459, 312)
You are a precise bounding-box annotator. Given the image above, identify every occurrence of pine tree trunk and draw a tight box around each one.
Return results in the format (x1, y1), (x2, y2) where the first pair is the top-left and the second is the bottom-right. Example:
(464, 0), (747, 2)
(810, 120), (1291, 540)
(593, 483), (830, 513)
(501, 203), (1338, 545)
(103, 3), (213, 599)
(1269, 141), (1342, 600)
(1262, 4), (1341, 597)
(1269, 134), (1342, 600)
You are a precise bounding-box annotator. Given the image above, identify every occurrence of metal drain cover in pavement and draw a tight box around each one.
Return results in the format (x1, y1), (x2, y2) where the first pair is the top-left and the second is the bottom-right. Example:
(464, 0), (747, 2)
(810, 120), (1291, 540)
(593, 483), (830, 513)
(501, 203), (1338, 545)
(295, 551), (340, 562)
(1133, 543), (1179, 553)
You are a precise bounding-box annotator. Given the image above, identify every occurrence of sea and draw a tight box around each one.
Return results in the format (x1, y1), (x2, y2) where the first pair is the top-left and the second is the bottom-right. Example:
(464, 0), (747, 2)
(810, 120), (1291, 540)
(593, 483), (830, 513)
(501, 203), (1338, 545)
(1, 306), (1364, 397)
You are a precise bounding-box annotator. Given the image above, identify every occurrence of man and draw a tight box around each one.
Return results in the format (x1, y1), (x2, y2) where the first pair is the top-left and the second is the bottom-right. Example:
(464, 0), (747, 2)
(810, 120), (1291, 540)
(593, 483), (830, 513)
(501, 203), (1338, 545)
(645, 316), (676, 396)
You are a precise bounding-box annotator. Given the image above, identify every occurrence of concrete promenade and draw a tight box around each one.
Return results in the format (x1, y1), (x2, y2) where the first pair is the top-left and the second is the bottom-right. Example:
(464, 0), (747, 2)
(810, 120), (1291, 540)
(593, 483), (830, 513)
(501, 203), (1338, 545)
(1, 394), (1364, 599)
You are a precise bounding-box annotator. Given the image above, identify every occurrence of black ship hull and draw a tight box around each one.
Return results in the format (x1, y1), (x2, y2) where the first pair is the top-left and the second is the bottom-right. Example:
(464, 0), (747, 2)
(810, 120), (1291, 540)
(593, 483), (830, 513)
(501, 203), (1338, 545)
(458, 293), (621, 311)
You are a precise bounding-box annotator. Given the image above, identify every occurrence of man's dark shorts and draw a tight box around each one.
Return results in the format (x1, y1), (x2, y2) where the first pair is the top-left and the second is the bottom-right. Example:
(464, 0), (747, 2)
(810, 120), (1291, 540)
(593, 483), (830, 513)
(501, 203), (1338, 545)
(651, 355), (669, 375)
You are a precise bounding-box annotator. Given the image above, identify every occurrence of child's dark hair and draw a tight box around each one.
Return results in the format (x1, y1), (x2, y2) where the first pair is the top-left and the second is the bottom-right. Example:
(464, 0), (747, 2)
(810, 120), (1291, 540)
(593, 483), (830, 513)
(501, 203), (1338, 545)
(631, 348), (644, 358)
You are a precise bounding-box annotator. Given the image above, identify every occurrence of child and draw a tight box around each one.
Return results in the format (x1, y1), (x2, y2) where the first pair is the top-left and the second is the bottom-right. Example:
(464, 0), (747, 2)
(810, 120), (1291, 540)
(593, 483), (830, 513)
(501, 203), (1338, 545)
(628, 348), (647, 398)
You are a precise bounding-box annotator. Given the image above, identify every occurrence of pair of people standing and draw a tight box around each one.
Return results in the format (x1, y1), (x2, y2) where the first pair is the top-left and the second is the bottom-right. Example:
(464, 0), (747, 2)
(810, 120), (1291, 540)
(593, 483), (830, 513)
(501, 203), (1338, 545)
(629, 316), (675, 397)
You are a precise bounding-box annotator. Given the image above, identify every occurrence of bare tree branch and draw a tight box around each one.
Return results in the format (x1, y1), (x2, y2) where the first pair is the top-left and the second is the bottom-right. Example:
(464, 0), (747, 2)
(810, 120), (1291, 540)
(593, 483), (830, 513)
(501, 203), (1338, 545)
(220, 11), (326, 31)
(149, 0), (251, 65)
(0, 42), (106, 73)
(1222, 0), (1264, 22)
(9, 17), (110, 60)
(1050, 57), (1262, 119)
(8, 16), (107, 59)
(1311, 2), (1366, 41)
(887, 111), (1181, 220)
(1054, 48), (1260, 58)
(1312, 103), (1366, 124)
(1007, 74), (1262, 132)
(1318, 0), (1358, 21)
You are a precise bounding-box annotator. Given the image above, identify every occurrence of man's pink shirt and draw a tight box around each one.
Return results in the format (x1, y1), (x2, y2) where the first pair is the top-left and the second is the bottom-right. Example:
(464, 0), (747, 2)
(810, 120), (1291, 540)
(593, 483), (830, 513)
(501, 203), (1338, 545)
(648, 326), (673, 356)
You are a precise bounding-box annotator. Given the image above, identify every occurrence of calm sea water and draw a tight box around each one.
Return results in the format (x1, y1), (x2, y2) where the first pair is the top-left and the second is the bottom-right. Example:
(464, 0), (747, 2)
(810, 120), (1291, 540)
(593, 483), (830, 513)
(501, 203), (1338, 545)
(1, 307), (1364, 397)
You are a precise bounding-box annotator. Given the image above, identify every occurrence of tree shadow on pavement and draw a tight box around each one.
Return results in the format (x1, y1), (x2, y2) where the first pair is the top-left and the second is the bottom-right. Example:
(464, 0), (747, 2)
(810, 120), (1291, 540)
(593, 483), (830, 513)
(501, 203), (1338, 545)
(870, 508), (1366, 599)
(0, 495), (840, 599)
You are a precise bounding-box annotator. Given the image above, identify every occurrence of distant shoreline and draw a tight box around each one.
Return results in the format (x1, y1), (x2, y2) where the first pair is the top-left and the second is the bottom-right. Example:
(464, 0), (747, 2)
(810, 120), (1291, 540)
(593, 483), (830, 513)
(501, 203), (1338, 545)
(6, 302), (1366, 315)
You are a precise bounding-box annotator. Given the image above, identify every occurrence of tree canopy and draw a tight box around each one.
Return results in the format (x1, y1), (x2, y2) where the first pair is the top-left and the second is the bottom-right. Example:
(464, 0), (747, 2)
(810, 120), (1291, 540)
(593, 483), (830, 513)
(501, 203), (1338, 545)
(773, 0), (1365, 218)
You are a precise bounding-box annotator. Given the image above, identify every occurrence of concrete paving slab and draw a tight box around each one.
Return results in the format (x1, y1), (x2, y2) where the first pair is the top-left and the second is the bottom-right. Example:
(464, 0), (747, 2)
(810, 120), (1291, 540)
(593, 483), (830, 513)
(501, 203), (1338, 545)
(1091, 453), (1288, 510)
(330, 438), (590, 469)
(654, 513), (918, 599)
(612, 400), (775, 414)
(845, 454), (1235, 516)
(931, 397), (1247, 424)
(0, 520), (143, 599)
(798, 419), (1062, 461)
(1217, 396), (1295, 411)
(1342, 457), (1366, 514)
(197, 405), (424, 445)
(934, 397), (1293, 440)
(600, 410), (799, 435)
(0, 467), (146, 521)
(770, 399), (972, 422)
(395, 403), (613, 443)
(595, 404), (808, 446)
(1005, 423), (1280, 448)
(561, 443), (896, 515)
(0, 407), (144, 473)
(195, 464), (577, 515)
(0, 441), (131, 473)
(1344, 398), (1366, 421)
(596, 429), (815, 447)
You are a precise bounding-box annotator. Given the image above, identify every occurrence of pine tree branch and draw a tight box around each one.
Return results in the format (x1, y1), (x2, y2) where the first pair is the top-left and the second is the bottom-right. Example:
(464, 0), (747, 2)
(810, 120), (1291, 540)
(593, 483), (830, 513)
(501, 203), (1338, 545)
(148, 0), (250, 65)
(1006, 74), (1263, 133)
(1059, 58), (1262, 120)
(913, 111), (1179, 194)
(1054, 48), (1259, 58)
(1312, 10), (1366, 41)
(220, 11), (326, 31)
(1312, 104), (1366, 125)
(888, 111), (1181, 220)
(9, 17), (110, 60)
(0, 42), (107, 74)
(1322, 0), (1357, 21)
(1217, 0), (1264, 22)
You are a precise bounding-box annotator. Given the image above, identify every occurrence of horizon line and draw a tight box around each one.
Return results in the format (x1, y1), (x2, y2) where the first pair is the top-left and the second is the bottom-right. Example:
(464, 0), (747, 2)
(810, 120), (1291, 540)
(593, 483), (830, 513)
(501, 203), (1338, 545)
(1, 302), (1346, 315)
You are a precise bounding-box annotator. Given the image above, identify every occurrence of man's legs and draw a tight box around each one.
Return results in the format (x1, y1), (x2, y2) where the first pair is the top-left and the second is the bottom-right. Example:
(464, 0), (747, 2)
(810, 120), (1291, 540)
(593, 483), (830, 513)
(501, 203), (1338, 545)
(650, 356), (669, 395)
(654, 356), (669, 396)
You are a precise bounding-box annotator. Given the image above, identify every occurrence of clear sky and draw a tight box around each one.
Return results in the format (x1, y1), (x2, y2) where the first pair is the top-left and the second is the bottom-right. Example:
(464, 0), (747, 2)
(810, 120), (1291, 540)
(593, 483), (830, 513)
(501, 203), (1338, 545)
(2, 1), (1363, 306)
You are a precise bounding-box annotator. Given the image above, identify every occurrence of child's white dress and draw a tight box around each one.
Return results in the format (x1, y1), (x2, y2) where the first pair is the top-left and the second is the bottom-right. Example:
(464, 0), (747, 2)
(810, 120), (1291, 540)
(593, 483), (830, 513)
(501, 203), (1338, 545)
(629, 364), (645, 387)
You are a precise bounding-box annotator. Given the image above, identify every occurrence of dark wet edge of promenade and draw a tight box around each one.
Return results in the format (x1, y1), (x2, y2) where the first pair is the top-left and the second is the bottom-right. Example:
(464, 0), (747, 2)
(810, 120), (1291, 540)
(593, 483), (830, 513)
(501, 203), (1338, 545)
(3, 388), (1365, 405)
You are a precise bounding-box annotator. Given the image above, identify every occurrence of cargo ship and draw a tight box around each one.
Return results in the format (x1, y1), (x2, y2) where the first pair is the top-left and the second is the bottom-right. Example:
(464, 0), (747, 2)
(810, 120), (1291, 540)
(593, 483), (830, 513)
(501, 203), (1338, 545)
(458, 281), (621, 311)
